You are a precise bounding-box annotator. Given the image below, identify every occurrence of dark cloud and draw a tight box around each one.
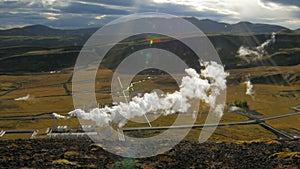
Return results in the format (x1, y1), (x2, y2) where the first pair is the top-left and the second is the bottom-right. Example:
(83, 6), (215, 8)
(45, 15), (95, 28)
(45, 14), (119, 29)
(261, 0), (300, 7)
(81, 0), (136, 7)
(0, 12), (45, 29)
(59, 1), (131, 15)
(0, 0), (29, 9)
(0, 0), (298, 29)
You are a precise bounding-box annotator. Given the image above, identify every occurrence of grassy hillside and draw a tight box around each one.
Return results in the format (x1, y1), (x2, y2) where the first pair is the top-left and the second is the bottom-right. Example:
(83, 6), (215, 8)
(0, 32), (299, 73)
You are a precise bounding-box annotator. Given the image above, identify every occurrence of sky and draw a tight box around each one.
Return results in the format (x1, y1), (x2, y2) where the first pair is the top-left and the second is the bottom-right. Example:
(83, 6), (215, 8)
(0, 0), (299, 30)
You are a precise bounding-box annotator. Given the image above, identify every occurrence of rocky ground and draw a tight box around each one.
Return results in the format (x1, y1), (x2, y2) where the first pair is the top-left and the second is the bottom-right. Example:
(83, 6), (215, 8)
(0, 138), (299, 169)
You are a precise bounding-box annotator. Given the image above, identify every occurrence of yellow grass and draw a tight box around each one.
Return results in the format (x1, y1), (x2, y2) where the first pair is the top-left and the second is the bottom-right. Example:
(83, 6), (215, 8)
(270, 152), (300, 159)
(52, 159), (75, 165)
(0, 65), (299, 141)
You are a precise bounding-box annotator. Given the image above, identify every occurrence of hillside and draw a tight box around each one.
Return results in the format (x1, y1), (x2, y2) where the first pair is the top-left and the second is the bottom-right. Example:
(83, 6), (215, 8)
(0, 25), (98, 37)
(0, 18), (299, 73)
(184, 18), (288, 34)
(0, 32), (299, 73)
(0, 18), (294, 37)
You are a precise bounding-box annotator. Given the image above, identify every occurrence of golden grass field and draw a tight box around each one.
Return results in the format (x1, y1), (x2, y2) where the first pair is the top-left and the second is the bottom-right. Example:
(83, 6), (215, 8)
(0, 65), (299, 141)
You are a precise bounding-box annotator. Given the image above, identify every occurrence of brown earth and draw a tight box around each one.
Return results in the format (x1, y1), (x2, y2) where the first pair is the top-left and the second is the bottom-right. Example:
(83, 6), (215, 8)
(0, 138), (299, 169)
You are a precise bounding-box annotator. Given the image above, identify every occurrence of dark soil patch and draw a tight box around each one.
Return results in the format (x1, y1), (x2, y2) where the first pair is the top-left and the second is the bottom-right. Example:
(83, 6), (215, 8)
(0, 138), (299, 169)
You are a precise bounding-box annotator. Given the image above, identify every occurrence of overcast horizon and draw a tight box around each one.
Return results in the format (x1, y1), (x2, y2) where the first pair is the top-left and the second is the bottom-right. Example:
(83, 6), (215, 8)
(0, 0), (299, 30)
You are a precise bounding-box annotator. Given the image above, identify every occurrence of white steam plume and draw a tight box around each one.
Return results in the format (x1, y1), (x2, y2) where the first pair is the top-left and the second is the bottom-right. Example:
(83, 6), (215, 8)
(14, 94), (31, 101)
(69, 61), (229, 128)
(237, 32), (276, 63)
(244, 79), (254, 96)
(52, 113), (68, 119)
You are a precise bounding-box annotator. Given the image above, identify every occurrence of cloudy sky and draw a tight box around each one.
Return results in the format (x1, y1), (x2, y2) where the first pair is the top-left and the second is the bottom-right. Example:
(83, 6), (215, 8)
(0, 0), (299, 30)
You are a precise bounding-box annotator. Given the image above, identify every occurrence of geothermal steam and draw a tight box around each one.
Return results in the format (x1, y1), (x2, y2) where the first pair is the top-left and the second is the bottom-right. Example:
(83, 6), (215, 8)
(69, 61), (228, 128)
(14, 94), (31, 101)
(237, 32), (276, 62)
(52, 113), (68, 119)
(244, 79), (254, 96)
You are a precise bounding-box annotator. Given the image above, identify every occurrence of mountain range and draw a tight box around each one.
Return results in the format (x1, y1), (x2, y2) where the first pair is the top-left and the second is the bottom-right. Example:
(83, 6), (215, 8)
(0, 25), (98, 37)
(0, 17), (299, 74)
(0, 18), (297, 36)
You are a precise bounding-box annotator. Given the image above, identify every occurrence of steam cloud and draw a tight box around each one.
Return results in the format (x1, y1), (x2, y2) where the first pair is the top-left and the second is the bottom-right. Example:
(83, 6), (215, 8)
(69, 61), (229, 128)
(237, 32), (276, 63)
(52, 113), (68, 119)
(14, 94), (31, 101)
(244, 79), (254, 96)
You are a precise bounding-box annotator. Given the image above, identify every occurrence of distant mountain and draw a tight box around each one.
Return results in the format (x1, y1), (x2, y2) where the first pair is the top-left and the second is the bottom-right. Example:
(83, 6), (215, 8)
(0, 25), (98, 36)
(0, 18), (298, 73)
(230, 21), (287, 34)
(184, 18), (288, 34)
(183, 18), (231, 34)
(0, 18), (291, 36)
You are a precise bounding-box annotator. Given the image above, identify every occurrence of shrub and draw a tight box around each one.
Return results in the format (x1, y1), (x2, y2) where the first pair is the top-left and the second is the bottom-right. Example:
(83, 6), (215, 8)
(234, 100), (249, 109)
